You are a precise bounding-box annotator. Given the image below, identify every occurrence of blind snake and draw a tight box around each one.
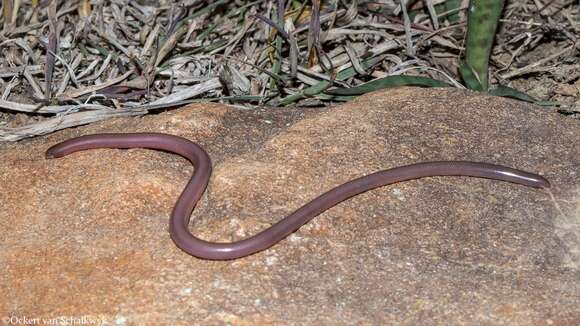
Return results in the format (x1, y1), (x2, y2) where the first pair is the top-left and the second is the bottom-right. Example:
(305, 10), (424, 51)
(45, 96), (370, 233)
(46, 133), (550, 260)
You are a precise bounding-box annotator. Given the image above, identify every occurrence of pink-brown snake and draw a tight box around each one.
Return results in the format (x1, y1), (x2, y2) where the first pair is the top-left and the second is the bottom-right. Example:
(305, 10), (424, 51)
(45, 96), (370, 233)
(46, 133), (550, 260)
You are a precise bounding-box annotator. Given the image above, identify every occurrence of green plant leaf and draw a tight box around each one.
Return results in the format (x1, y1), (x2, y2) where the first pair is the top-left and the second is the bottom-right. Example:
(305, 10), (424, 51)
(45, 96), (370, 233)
(464, 0), (505, 91)
(325, 75), (451, 96)
(459, 61), (484, 91)
(489, 85), (537, 103)
(314, 94), (357, 102)
(279, 54), (386, 105)
(444, 0), (463, 24)
(489, 85), (562, 107)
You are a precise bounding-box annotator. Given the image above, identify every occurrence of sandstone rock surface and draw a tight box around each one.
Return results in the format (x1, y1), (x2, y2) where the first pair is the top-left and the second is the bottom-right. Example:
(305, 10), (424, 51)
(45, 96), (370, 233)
(1, 88), (578, 324)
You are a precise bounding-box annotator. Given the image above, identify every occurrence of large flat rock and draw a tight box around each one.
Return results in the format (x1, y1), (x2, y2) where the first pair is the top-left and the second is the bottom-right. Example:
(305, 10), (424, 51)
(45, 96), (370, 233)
(1, 88), (578, 324)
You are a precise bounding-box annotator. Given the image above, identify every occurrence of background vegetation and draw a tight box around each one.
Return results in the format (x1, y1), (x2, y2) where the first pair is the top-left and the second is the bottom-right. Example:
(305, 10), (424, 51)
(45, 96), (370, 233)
(0, 0), (577, 140)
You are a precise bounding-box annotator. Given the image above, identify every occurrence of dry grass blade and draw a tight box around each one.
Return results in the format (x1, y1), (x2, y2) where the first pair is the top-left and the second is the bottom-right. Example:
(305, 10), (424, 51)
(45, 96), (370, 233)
(23, 67), (44, 99)
(307, 0), (321, 67)
(254, 14), (290, 39)
(57, 69), (134, 101)
(2, 0), (14, 30)
(44, 31), (57, 100)
(499, 43), (577, 79)
(149, 78), (221, 105)
(0, 98), (109, 113)
(154, 24), (189, 68)
(0, 106), (147, 141)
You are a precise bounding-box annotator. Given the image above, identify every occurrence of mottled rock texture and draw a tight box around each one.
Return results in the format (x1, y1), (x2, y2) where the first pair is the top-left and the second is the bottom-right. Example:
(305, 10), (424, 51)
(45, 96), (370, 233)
(1, 88), (578, 325)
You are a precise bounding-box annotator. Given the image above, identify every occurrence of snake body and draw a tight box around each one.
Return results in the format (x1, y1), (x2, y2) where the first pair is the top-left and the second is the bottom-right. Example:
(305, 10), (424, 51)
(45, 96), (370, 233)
(46, 133), (550, 260)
